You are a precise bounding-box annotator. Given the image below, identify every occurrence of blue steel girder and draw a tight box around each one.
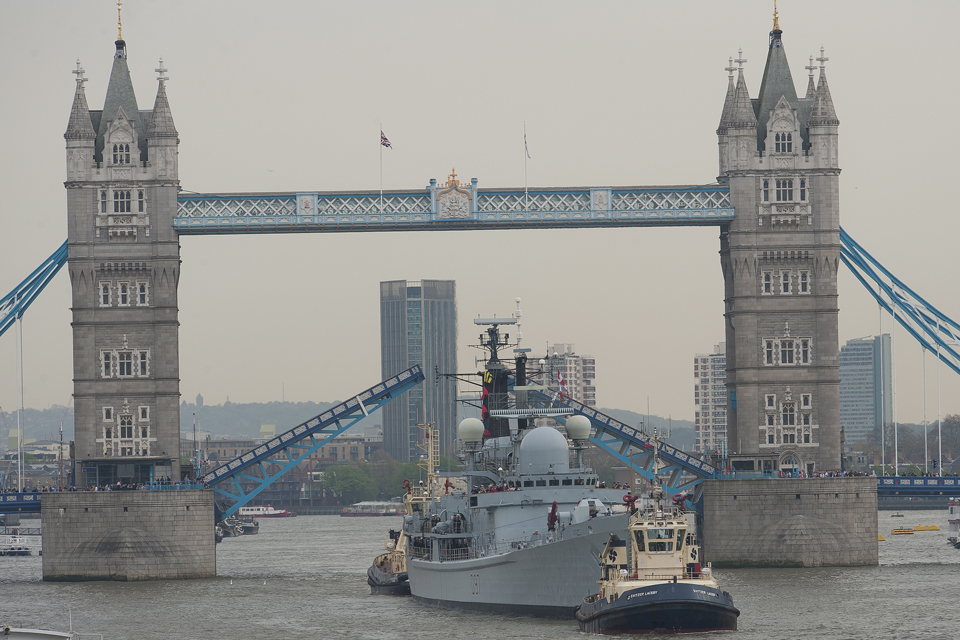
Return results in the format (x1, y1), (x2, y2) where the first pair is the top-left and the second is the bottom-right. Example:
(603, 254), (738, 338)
(526, 390), (718, 504)
(0, 491), (42, 514)
(0, 241), (68, 338)
(876, 475), (960, 496)
(173, 183), (733, 234)
(841, 227), (960, 377)
(203, 365), (425, 518)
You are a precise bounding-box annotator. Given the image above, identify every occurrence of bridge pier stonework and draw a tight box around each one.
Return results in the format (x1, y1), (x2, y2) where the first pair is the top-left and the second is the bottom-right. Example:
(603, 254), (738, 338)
(65, 38), (181, 487)
(718, 22), (841, 473)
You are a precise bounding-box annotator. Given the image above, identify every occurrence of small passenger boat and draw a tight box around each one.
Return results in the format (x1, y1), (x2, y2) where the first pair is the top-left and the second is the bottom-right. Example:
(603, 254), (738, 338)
(0, 536), (32, 556)
(891, 527), (914, 535)
(238, 505), (294, 518)
(341, 501), (404, 517)
(913, 524), (939, 532)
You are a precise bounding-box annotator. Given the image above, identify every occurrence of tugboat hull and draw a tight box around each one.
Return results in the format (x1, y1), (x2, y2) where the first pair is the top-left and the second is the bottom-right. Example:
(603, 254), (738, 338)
(577, 582), (739, 634)
(367, 564), (410, 595)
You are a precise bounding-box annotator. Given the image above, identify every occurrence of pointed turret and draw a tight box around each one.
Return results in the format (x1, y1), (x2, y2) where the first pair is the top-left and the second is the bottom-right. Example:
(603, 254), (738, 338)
(804, 56), (817, 99)
(754, 15), (798, 149)
(65, 61), (96, 141)
(147, 60), (178, 139)
(717, 58), (737, 134)
(730, 67), (758, 129)
(146, 59), (180, 180)
(808, 65), (839, 126)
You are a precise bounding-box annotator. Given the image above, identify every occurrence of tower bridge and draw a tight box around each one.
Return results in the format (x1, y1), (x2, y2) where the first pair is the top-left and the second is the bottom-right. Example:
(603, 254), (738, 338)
(2, 12), (958, 516)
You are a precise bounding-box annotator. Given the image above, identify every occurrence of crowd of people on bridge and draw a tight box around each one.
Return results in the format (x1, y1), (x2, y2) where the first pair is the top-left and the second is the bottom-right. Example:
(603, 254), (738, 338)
(1, 477), (208, 493)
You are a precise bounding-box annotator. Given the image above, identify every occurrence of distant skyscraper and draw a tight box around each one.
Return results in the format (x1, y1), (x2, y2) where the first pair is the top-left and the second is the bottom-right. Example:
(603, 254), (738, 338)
(380, 280), (457, 462)
(694, 343), (727, 454)
(839, 335), (892, 445)
(528, 344), (597, 406)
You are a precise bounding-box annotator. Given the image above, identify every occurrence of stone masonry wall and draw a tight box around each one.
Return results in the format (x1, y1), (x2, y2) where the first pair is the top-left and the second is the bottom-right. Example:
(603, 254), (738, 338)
(702, 477), (877, 568)
(41, 490), (215, 581)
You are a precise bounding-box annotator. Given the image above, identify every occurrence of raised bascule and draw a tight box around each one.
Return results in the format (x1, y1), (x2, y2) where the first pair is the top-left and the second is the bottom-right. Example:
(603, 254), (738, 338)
(3, 6), (960, 573)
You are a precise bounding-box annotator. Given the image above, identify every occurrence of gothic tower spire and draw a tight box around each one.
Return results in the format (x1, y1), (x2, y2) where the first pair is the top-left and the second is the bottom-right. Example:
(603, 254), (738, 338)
(96, 18), (142, 164)
(755, 8), (798, 149)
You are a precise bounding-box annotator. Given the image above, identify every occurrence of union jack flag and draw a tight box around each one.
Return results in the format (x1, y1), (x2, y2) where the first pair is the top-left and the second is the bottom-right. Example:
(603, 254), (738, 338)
(380, 130), (392, 148)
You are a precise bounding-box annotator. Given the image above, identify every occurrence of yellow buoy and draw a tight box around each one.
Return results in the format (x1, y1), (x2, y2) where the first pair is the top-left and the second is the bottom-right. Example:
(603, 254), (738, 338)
(878, 534), (885, 541)
(913, 524), (939, 531)
(891, 528), (915, 535)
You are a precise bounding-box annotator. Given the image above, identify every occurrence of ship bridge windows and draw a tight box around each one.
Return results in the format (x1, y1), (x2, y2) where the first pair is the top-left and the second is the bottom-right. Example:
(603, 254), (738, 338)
(549, 479), (560, 486)
(648, 528), (676, 551)
(574, 478), (585, 486)
(562, 478), (572, 486)
(634, 529), (645, 553)
(676, 528), (686, 551)
(523, 480), (534, 487)
(535, 479), (547, 487)
(648, 528), (674, 540)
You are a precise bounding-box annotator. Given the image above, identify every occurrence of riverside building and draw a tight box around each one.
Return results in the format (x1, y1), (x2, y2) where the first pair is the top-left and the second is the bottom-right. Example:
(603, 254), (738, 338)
(839, 335), (892, 445)
(380, 280), (457, 462)
(694, 343), (727, 454)
(527, 343), (597, 406)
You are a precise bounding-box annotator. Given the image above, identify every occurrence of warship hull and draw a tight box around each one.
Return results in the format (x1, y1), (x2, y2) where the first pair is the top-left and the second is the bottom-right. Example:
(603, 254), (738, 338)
(408, 513), (629, 618)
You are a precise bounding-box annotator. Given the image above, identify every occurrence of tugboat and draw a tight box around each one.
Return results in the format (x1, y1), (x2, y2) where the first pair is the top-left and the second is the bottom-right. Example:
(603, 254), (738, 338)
(367, 528), (411, 595)
(576, 438), (739, 634)
(367, 426), (439, 596)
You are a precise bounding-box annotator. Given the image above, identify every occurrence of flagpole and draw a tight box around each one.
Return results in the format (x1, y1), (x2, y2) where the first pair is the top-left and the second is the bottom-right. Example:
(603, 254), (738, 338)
(523, 121), (528, 212)
(379, 122), (383, 215)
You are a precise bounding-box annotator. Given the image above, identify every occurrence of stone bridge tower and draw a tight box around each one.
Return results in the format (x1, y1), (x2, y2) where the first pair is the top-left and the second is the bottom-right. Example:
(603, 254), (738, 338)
(64, 32), (181, 486)
(717, 13), (841, 473)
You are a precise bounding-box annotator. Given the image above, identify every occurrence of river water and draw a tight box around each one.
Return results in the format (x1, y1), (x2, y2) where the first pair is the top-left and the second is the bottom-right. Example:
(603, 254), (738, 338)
(1, 509), (957, 639)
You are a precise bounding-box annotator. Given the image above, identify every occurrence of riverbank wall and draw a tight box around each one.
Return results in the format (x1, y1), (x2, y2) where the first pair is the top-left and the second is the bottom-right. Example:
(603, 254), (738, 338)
(702, 477), (878, 568)
(40, 490), (215, 581)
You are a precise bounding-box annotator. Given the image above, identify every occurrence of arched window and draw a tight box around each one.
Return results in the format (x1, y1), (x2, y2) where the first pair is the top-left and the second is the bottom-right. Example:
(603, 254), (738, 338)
(776, 179), (794, 202)
(114, 190), (131, 213)
(775, 132), (793, 153)
(782, 404), (795, 426)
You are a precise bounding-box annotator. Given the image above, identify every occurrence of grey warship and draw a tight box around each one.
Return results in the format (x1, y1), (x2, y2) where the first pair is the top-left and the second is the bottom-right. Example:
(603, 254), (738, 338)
(404, 314), (633, 617)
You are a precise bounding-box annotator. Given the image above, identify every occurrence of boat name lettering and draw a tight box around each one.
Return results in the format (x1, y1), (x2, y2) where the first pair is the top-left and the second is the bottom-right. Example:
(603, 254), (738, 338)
(627, 591), (658, 599)
(693, 589), (719, 597)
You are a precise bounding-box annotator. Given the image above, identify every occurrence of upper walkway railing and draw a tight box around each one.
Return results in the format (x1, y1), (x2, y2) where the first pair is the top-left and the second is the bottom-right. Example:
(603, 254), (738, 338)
(174, 182), (733, 234)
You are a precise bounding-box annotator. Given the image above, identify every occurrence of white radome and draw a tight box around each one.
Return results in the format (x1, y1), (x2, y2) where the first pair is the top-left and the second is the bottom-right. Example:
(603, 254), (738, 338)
(458, 417), (485, 443)
(565, 415), (591, 441)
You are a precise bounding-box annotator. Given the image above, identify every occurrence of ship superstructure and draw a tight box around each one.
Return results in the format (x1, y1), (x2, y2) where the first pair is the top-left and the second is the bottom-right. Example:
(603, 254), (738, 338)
(402, 313), (634, 616)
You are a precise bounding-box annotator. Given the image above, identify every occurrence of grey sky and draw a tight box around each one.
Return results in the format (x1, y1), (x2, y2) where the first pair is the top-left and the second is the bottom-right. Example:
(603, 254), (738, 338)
(1, 1), (958, 426)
